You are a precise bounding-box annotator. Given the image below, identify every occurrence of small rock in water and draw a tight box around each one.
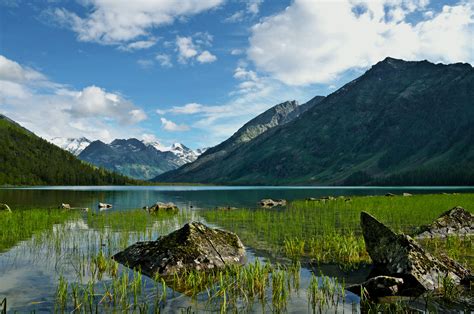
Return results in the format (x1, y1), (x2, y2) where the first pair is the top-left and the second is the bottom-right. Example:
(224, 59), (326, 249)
(145, 202), (179, 214)
(0, 203), (11, 213)
(59, 203), (71, 209)
(347, 276), (404, 299)
(113, 222), (246, 277)
(402, 193), (413, 197)
(360, 211), (470, 294)
(98, 202), (112, 209)
(385, 193), (396, 197)
(414, 206), (474, 239)
(259, 199), (286, 207)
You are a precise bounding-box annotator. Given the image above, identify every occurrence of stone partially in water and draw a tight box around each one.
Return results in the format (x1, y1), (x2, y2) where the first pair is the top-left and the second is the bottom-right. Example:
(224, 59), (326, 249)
(98, 202), (112, 209)
(113, 222), (246, 277)
(347, 276), (404, 299)
(259, 199), (286, 207)
(145, 202), (179, 214)
(414, 206), (474, 239)
(0, 203), (11, 212)
(360, 212), (471, 293)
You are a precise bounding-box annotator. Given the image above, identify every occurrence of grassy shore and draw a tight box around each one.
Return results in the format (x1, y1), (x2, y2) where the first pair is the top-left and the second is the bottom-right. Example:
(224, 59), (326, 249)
(0, 193), (472, 312)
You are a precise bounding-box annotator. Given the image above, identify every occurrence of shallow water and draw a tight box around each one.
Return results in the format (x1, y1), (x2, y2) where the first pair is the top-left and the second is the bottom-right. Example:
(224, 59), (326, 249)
(1, 185), (473, 210)
(0, 186), (473, 312)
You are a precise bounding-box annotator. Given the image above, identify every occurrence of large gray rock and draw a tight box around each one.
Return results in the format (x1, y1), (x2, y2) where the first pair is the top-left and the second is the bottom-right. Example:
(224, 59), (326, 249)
(415, 206), (473, 239)
(259, 199), (286, 207)
(0, 203), (11, 213)
(113, 222), (246, 277)
(360, 212), (470, 293)
(145, 202), (179, 214)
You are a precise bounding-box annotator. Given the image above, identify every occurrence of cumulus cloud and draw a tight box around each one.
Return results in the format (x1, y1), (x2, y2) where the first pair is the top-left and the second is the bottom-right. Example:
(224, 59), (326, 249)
(225, 0), (264, 22)
(160, 117), (190, 131)
(0, 55), (147, 141)
(156, 54), (172, 67)
(118, 39), (157, 52)
(49, 0), (223, 45)
(248, 0), (474, 85)
(176, 35), (217, 64)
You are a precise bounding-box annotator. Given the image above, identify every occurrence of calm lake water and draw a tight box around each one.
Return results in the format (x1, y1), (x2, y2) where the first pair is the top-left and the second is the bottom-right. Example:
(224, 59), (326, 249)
(2, 185), (474, 211)
(1, 186), (473, 312)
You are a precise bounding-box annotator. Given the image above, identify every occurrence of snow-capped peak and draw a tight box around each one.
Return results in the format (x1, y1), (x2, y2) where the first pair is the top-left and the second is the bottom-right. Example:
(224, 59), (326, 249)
(50, 137), (92, 156)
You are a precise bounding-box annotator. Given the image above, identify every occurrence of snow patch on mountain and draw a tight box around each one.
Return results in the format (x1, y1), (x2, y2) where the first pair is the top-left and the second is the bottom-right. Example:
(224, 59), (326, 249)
(50, 137), (92, 156)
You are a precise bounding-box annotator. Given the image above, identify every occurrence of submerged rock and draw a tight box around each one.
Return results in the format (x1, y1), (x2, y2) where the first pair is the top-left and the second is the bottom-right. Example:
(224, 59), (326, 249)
(98, 202), (112, 209)
(113, 222), (246, 277)
(259, 199), (286, 207)
(0, 203), (11, 213)
(360, 212), (470, 294)
(347, 276), (404, 299)
(145, 202), (179, 214)
(414, 206), (474, 239)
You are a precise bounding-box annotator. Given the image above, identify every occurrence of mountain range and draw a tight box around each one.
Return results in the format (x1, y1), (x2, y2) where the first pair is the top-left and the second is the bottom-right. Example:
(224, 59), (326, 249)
(50, 137), (207, 180)
(0, 114), (136, 186)
(155, 58), (474, 185)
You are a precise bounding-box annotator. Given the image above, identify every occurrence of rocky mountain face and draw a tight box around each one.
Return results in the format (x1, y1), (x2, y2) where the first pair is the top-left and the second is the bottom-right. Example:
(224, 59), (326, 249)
(154, 97), (325, 183)
(50, 137), (92, 156)
(155, 58), (474, 185)
(77, 138), (184, 180)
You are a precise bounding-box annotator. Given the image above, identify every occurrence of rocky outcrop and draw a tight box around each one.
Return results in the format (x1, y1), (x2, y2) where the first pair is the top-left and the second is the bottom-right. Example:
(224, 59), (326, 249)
(259, 199), (287, 207)
(360, 212), (471, 294)
(347, 276), (404, 299)
(0, 203), (11, 213)
(113, 222), (246, 277)
(414, 206), (473, 239)
(145, 202), (179, 214)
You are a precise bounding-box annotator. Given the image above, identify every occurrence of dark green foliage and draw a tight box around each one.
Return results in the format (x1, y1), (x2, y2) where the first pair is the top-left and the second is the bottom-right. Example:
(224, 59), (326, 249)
(157, 58), (474, 185)
(0, 115), (138, 186)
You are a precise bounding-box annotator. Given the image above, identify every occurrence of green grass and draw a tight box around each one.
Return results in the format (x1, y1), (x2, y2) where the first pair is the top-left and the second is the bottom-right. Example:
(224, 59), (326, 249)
(0, 208), (78, 252)
(201, 193), (474, 269)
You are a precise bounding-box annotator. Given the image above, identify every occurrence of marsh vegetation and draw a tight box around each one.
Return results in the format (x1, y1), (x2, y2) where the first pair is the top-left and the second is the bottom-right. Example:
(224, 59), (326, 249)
(0, 193), (472, 312)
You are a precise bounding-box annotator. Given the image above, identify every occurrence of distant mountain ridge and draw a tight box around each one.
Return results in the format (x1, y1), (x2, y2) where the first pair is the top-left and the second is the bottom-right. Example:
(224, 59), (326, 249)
(155, 58), (474, 185)
(155, 96), (325, 183)
(0, 114), (136, 186)
(77, 138), (203, 180)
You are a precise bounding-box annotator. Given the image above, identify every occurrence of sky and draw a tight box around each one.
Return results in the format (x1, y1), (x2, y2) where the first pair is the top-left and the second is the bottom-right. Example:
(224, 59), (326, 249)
(0, 0), (472, 149)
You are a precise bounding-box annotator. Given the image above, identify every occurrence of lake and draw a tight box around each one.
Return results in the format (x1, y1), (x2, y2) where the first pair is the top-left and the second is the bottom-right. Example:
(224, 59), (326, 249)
(0, 186), (473, 312)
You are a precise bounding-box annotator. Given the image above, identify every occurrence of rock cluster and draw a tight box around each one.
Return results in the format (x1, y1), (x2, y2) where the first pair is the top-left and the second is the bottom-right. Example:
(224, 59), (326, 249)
(113, 222), (246, 277)
(259, 199), (286, 207)
(145, 202), (179, 214)
(414, 206), (473, 239)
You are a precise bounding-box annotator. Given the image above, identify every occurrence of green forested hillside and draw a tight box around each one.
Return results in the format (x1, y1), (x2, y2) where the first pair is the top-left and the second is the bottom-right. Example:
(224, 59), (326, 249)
(0, 115), (137, 185)
(156, 58), (474, 185)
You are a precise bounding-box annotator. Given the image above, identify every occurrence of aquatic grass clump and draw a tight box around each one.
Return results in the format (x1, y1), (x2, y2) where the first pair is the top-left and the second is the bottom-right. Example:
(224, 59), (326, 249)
(307, 272), (346, 312)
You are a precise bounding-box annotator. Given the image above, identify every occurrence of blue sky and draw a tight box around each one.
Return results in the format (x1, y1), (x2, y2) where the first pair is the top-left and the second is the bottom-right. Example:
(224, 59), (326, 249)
(0, 0), (472, 149)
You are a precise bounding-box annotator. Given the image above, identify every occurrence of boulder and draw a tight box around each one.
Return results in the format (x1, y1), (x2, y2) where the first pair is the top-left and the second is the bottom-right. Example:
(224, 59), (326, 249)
(145, 202), (179, 214)
(113, 222), (246, 277)
(402, 193), (413, 197)
(0, 203), (11, 213)
(414, 206), (474, 239)
(319, 196), (336, 201)
(259, 199), (286, 207)
(360, 212), (470, 293)
(98, 202), (112, 209)
(347, 276), (404, 299)
(59, 203), (71, 209)
(385, 193), (396, 197)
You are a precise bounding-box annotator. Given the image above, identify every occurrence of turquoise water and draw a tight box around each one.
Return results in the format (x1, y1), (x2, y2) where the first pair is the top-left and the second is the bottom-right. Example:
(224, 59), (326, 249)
(1, 185), (473, 210)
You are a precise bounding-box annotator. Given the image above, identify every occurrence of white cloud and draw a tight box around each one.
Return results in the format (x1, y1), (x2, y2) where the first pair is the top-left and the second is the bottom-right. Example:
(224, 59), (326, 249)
(231, 49), (243, 55)
(49, 0), (223, 45)
(197, 50), (217, 63)
(119, 39), (157, 52)
(248, 0), (474, 85)
(155, 53), (172, 67)
(176, 34), (217, 64)
(160, 117), (190, 131)
(0, 55), (147, 141)
(225, 0), (264, 22)
(137, 59), (155, 69)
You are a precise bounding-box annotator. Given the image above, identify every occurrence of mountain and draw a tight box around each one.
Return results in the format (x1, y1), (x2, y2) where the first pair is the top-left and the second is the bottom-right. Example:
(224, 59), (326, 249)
(78, 138), (190, 180)
(0, 114), (136, 186)
(155, 58), (474, 185)
(50, 137), (92, 155)
(154, 97), (325, 183)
